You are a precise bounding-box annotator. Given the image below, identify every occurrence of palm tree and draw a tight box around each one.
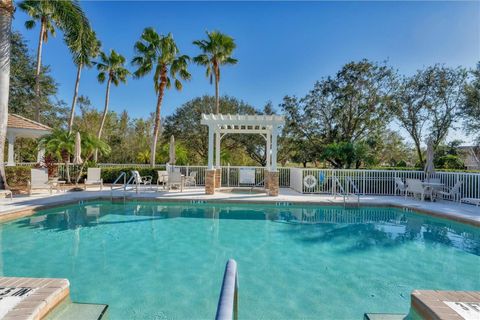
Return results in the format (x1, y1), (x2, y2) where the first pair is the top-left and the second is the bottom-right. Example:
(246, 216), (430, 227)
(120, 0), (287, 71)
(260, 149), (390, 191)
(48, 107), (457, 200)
(95, 49), (129, 161)
(0, 0), (14, 189)
(132, 28), (191, 167)
(40, 129), (75, 183)
(19, 0), (89, 121)
(193, 31), (237, 114)
(67, 29), (100, 132)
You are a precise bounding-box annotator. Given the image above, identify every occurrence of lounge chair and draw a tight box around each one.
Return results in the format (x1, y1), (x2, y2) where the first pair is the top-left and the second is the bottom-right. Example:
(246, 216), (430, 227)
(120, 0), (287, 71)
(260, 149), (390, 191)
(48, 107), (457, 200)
(405, 179), (430, 201)
(131, 170), (152, 190)
(84, 168), (103, 190)
(185, 171), (197, 187)
(0, 189), (12, 200)
(394, 177), (406, 196)
(166, 171), (184, 192)
(435, 181), (462, 202)
(157, 170), (168, 188)
(28, 168), (52, 195)
(461, 198), (480, 207)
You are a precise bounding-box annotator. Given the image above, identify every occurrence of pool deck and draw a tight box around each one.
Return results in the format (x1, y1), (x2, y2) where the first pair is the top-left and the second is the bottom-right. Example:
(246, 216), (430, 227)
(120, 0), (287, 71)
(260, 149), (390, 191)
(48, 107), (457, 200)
(0, 277), (69, 320)
(0, 186), (479, 226)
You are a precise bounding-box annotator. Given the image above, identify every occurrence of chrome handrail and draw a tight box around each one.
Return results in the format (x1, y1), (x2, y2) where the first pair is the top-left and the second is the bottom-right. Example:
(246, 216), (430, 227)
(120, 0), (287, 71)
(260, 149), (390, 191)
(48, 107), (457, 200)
(345, 176), (361, 206)
(215, 259), (239, 320)
(110, 171), (127, 196)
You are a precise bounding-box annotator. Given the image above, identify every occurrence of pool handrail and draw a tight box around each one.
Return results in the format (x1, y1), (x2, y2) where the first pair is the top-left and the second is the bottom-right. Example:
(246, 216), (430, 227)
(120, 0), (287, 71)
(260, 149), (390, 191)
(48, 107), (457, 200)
(215, 259), (239, 320)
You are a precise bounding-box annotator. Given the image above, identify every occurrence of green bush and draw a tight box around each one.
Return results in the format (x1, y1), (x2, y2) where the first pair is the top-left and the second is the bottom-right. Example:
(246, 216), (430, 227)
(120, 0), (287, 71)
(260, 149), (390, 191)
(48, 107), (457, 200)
(5, 166), (31, 187)
(100, 167), (161, 183)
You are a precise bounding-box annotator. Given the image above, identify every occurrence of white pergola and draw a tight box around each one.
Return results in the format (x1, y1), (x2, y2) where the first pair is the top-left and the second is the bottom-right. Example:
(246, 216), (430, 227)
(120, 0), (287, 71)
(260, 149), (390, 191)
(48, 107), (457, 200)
(200, 113), (285, 171)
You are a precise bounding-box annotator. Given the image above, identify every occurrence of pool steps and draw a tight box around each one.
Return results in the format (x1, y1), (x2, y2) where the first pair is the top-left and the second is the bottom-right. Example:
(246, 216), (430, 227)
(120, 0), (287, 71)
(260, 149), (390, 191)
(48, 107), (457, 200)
(44, 299), (108, 320)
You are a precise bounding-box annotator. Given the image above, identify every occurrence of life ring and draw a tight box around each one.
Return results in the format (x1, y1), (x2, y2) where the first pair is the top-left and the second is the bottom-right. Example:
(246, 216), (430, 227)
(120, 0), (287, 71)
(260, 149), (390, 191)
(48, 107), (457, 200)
(303, 175), (317, 188)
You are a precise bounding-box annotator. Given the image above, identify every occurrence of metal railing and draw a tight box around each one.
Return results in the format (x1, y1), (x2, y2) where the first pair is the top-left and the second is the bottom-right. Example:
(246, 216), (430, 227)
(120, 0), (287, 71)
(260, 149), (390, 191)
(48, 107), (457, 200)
(215, 259), (238, 320)
(298, 169), (480, 199)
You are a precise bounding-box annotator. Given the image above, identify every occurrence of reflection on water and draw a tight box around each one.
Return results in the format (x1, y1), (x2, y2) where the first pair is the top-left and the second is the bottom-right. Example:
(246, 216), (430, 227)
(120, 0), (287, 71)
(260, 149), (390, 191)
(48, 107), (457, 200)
(15, 201), (480, 256)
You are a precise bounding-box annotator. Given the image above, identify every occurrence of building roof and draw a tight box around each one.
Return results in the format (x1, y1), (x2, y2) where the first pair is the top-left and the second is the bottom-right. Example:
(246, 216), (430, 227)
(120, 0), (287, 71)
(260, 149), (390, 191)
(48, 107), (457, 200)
(7, 114), (51, 131)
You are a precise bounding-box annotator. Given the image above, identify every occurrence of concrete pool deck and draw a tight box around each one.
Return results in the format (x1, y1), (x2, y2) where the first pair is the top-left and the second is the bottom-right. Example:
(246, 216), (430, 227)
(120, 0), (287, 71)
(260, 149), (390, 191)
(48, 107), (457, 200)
(0, 186), (479, 226)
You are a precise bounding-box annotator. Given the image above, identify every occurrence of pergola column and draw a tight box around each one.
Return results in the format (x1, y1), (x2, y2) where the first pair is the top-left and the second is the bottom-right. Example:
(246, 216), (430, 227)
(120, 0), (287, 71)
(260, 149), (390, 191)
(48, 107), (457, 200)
(271, 128), (278, 171)
(267, 127), (279, 196)
(266, 132), (271, 170)
(6, 133), (15, 166)
(214, 131), (221, 188)
(206, 125), (216, 194)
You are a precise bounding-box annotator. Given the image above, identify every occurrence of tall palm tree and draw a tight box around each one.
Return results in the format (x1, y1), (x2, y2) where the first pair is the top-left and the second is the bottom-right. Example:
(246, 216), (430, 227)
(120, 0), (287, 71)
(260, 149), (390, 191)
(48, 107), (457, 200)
(132, 28), (191, 167)
(95, 49), (129, 161)
(67, 29), (100, 132)
(0, 0), (14, 189)
(19, 0), (89, 121)
(193, 31), (237, 114)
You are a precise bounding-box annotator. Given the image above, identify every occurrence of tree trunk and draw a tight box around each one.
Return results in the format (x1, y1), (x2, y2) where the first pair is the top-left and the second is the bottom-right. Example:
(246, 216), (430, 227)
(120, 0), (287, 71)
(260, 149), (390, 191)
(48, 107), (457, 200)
(0, 1), (13, 189)
(214, 65), (220, 114)
(95, 77), (111, 162)
(68, 63), (82, 133)
(413, 139), (423, 165)
(150, 78), (167, 167)
(34, 18), (45, 122)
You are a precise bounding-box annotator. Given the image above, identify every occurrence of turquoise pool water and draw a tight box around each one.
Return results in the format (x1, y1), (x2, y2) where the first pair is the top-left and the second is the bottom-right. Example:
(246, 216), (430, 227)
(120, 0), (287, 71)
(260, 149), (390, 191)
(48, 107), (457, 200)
(1, 201), (479, 319)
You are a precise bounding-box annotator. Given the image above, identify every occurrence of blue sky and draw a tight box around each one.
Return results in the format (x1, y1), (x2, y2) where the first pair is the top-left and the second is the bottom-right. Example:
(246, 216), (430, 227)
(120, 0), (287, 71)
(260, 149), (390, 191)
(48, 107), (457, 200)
(12, 1), (480, 141)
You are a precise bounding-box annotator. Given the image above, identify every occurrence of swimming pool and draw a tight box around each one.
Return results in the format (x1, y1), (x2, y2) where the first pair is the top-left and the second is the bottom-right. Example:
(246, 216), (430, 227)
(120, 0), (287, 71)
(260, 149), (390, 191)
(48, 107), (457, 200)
(1, 201), (479, 319)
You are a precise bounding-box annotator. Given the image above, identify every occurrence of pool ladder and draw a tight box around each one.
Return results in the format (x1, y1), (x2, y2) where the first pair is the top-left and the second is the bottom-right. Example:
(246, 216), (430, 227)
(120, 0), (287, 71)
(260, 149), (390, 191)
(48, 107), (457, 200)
(110, 172), (134, 199)
(332, 176), (360, 207)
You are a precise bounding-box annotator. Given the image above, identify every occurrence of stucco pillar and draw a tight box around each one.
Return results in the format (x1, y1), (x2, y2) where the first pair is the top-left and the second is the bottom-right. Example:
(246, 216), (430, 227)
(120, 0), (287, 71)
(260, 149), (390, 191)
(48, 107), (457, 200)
(271, 128), (278, 171)
(6, 134), (15, 166)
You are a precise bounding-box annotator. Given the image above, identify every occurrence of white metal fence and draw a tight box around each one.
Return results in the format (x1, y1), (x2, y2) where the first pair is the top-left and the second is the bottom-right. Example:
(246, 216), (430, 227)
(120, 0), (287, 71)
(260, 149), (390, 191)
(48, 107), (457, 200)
(8, 163), (480, 199)
(296, 168), (480, 199)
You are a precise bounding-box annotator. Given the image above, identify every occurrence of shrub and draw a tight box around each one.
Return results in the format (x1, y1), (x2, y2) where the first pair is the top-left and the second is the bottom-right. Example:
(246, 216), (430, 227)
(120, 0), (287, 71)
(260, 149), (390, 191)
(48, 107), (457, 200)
(5, 166), (31, 188)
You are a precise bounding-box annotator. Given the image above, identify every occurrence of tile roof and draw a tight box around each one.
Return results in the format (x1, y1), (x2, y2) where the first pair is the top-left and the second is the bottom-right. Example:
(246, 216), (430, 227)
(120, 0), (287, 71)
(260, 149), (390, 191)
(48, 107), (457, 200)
(7, 114), (51, 131)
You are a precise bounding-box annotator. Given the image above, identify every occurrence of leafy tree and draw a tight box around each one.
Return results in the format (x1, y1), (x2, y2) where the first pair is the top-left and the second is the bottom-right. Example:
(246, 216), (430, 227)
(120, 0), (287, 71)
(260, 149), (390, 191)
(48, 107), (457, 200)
(390, 65), (467, 163)
(281, 60), (394, 168)
(19, 0), (90, 121)
(193, 31), (237, 114)
(67, 29), (100, 132)
(132, 28), (190, 167)
(462, 63), (480, 144)
(0, 0), (14, 188)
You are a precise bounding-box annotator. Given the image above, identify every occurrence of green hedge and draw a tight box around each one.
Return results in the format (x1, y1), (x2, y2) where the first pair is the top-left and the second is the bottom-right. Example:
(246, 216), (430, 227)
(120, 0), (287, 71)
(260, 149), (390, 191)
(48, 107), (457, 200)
(100, 167), (161, 183)
(5, 166), (31, 187)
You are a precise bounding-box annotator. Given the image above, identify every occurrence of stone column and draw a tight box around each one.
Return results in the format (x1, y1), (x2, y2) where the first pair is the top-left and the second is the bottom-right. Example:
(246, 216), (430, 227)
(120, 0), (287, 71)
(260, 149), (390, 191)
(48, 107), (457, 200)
(264, 170), (270, 190)
(205, 169), (216, 195)
(215, 168), (221, 189)
(268, 171), (279, 196)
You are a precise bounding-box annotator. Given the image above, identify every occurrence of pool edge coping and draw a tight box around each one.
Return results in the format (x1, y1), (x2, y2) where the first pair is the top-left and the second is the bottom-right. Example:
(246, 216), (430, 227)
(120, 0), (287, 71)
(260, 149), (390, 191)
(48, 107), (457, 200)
(1, 195), (479, 227)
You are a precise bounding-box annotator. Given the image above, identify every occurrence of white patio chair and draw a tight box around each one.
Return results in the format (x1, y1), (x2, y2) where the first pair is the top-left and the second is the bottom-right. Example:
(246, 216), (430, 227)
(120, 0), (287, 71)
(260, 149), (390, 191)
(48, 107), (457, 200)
(394, 177), (406, 196)
(84, 168), (103, 190)
(405, 179), (430, 201)
(185, 171), (197, 187)
(435, 181), (462, 202)
(166, 171), (184, 192)
(131, 170), (153, 191)
(28, 168), (52, 195)
(157, 170), (168, 188)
